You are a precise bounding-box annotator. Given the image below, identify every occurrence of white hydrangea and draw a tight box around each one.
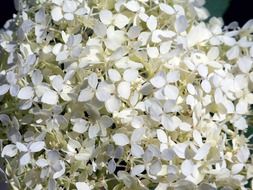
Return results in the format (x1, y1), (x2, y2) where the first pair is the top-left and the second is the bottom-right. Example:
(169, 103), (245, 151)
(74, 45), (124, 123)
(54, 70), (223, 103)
(0, 0), (253, 189)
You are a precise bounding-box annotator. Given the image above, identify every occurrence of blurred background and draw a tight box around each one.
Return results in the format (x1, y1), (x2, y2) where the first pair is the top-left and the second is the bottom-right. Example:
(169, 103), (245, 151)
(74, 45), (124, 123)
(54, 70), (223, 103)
(0, 0), (252, 27)
(206, 0), (252, 26)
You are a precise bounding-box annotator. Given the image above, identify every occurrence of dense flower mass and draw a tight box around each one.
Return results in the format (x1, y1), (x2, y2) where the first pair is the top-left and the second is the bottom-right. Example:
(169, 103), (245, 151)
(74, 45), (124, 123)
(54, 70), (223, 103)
(0, 0), (253, 189)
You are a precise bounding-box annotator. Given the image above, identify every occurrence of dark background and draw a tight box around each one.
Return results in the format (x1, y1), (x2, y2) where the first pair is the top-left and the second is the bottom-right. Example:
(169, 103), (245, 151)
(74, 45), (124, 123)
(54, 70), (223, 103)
(0, 1), (16, 27)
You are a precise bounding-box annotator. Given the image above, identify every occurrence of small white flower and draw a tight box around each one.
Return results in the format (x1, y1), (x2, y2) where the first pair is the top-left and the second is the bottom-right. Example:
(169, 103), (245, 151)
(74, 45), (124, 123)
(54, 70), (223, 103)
(76, 182), (91, 190)
(112, 133), (129, 146)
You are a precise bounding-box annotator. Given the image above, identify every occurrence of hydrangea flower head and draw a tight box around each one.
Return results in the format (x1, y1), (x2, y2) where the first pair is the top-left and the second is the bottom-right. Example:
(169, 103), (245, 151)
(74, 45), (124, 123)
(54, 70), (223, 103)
(0, 0), (253, 189)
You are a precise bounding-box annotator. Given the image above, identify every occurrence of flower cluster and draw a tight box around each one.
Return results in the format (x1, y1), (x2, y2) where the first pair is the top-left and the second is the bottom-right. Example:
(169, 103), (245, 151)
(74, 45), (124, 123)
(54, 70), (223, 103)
(0, 0), (253, 189)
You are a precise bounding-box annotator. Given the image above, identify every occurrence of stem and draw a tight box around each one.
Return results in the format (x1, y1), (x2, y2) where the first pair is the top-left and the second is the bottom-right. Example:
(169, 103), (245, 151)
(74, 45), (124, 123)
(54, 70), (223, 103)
(0, 108), (17, 114)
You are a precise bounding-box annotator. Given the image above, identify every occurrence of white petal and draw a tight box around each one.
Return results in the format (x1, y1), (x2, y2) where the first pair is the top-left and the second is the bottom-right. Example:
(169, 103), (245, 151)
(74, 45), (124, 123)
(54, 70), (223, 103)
(78, 87), (94, 102)
(220, 35), (236, 46)
(131, 116), (144, 129)
(32, 70), (43, 85)
(166, 71), (180, 83)
(36, 159), (49, 168)
(108, 69), (121, 82)
(181, 160), (194, 176)
(6, 72), (17, 84)
(51, 75), (64, 92)
(187, 23), (212, 47)
(193, 143), (211, 160)
(75, 8), (88, 16)
(175, 15), (188, 33)
(123, 69), (138, 82)
(98, 116), (113, 128)
(131, 144), (144, 158)
(72, 119), (89, 133)
(187, 84), (196, 95)
(53, 160), (65, 179)
(52, 0), (63, 6)
(64, 13), (74, 20)
(231, 163), (244, 174)
(99, 10), (113, 25)
(30, 141), (45, 152)
(93, 22), (107, 37)
(114, 14), (129, 29)
(0, 84), (10, 96)
(131, 165), (145, 176)
(27, 54), (37, 65)
(201, 80), (211, 93)
(138, 32), (151, 46)
(56, 51), (68, 61)
(76, 182), (91, 190)
(226, 46), (239, 60)
(105, 96), (121, 113)
(108, 159), (116, 174)
(193, 130), (203, 146)
(159, 3), (175, 15)
(161, 115), (177, 131)
(147, 15), (157, 31)
(16, 142), (28, 152)
(157, 129), (167, 143)
(96, 83), (113, 102)
(47, 151), (60, 163)
(125, 0), (140, 12)
(67, 139), (81, 152)
(64, 70), (75, 82)
(127, 26), (141, 39)
(234, 74), (248, 90)
(20, 152), (31, 166)
(164, 85), (179, 100)
(207, 46), (220, 60)
(117, 81), (131, 99)
(51, 6), (63, 22)
(214, 88), (223, 104)
(17, 86), (34, 100)
(236, 100), (248, 114)
(52, 43), (63, 55)
(1, 144), (17, 157)
(238, 56), (252, 73)
(161, 149), (175, 161)
(179, 122), (192, 132)
(186, 95), (196, 107)
(237, 146), (250, 163)
(147, 47), (159, 58)
(149, 160), (162, 175)
(150, 73), (166, 88)
(160, 41), (172, 54)
(130, 90), (139, 106)
(233, 117), (248, 130)
(105, 28), (125, 50)
(131, 127), (146, 143)
(41, 90), (59, 105)
(61, 31), (69, 43)
(19, 99), (33, 110)
(167, 165), (178, 175)
(173, 143), (188, 158)
(112, 133), (129, 146)
(88, 73), (98, 89)
(250, 46), (253, 57)
(88, 125), (100, 139)
(10, 85), (19, 97)
(197, 64), (208, 78)
(63, 0), (77, 12)
(223, 99), (235, 113)
(0, 114), (10, 125)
